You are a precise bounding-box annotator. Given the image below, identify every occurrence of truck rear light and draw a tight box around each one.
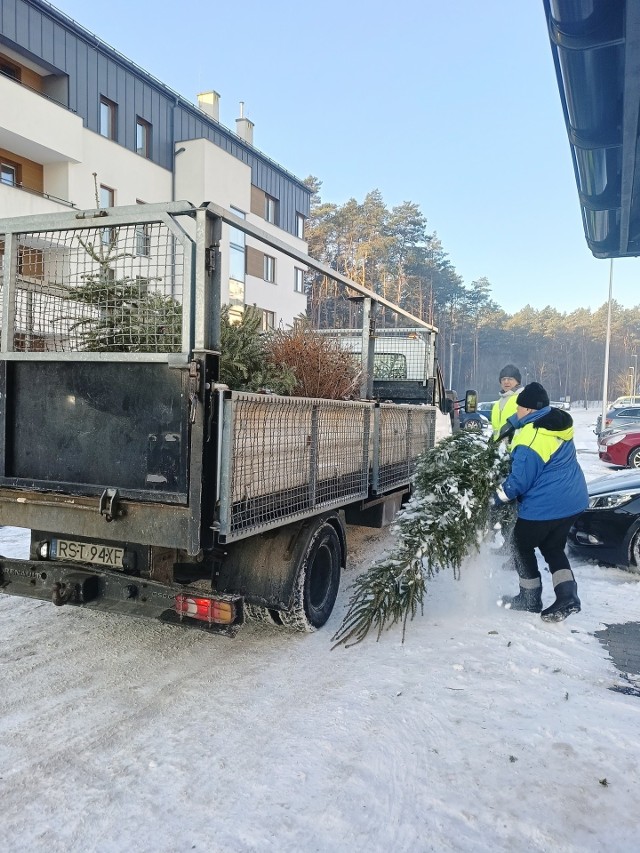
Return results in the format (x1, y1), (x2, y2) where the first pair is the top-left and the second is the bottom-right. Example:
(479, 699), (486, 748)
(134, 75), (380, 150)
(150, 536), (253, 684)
(174, 594), (235, 625)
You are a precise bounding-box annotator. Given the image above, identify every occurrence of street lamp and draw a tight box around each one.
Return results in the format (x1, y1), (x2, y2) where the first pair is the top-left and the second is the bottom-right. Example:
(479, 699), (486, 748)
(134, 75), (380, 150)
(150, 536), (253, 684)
(633, 353), (638, 395)
(449, 341), (457, 391)
(630, 367), (635, 396)
(600, 259), (614, 431)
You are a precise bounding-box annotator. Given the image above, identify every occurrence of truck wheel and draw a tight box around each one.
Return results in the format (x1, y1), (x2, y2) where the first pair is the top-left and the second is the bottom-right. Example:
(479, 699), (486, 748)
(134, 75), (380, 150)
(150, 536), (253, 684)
(278, 521), (342, 632)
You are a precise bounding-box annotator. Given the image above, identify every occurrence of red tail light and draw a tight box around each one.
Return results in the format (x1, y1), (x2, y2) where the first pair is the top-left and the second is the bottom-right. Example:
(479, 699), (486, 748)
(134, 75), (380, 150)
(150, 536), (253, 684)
(175, 594), (236, 625)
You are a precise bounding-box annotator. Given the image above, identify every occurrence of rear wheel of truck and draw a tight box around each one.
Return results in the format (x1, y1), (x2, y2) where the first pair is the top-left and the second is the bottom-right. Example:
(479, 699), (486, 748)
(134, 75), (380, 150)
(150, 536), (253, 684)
(278, 520), (343, 632)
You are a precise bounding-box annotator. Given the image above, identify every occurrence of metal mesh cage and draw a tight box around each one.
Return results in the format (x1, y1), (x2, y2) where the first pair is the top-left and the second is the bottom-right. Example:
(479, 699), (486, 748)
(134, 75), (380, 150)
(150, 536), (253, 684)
(0, 222), (185, 353)
(373, 404), (437, 493)
(219, 393), (371, 539)
(315, 327), (434, 382)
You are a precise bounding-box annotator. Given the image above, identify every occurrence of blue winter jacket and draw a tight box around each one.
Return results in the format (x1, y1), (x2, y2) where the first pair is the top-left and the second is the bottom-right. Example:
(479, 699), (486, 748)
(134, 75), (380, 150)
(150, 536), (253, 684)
(500, 407), (588, 521)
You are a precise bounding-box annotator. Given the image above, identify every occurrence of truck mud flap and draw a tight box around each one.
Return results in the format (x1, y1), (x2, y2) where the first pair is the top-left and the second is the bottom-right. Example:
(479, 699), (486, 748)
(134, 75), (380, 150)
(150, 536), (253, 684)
(0, 558), (243, 636)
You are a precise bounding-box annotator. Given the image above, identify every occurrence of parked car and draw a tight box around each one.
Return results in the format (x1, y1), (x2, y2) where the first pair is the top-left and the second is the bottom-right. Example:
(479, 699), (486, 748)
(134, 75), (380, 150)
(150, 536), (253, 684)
(598, 428), (640, 469)
(551, 401), (571, 410)
(477, 401), (497, 417)
(595, 405), (640, 435)
(610, 396), (640, 408)
(598, 421), (640, 443)
(458, 410), (491, 432)
(568, 470), (640, 570)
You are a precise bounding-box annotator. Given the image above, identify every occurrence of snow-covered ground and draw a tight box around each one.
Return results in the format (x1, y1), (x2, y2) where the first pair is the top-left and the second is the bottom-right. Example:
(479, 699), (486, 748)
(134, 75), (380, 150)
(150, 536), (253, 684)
(1, 407), (639, 853)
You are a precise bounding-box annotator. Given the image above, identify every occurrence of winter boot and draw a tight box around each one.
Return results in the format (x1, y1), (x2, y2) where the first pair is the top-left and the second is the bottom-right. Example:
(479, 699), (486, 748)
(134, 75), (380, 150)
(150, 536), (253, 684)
(498, 583), (543, 613)
(541, 580), (581, 622)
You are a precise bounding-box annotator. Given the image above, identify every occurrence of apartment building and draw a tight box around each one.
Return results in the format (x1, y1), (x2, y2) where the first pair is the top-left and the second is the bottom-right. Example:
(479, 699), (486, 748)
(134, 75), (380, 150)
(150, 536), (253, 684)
(0, 0), (311, 328)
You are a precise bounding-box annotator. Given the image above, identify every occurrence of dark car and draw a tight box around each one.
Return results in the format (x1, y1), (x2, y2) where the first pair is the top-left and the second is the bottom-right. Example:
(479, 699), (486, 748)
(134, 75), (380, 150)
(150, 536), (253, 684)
(598, 428), (640, 469)
(568, 470), (640, 569)
(595, 405), (640, 435)
(458, 410), (490, 432)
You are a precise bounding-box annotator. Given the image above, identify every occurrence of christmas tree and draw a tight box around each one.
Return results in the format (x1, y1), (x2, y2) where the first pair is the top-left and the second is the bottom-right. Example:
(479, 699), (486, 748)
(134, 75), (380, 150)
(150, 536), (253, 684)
(332, 432), (511, 647)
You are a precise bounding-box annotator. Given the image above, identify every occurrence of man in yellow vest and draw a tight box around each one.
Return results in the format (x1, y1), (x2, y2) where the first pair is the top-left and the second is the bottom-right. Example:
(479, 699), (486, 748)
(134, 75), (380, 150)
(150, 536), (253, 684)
(491, 364), (524, 440)
(494, 382), (588, 622)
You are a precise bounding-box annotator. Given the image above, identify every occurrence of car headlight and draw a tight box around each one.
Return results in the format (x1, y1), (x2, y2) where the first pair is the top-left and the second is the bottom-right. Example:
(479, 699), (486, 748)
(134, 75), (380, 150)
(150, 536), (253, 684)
(588, 491), (640, 509)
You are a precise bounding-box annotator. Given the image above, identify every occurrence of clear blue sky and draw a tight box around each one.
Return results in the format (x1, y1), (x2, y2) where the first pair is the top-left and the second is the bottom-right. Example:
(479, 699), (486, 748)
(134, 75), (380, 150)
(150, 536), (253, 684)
(50, 0), (640, 315)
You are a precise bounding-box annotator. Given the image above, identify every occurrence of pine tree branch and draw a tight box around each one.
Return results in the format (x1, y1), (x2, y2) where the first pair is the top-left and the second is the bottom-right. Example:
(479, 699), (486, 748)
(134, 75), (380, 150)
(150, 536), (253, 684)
(332, 432), (510, 648)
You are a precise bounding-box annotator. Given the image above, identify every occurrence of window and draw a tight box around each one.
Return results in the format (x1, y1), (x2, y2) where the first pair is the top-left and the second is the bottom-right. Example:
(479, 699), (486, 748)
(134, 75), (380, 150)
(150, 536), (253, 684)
(17, 246), (44, 279)
(100, 185), (114, 209)
(0, 59), (20, 81)
(135, 223), (150, 256)
(264, 194), (278, 225)
(294, 267), (305, 294)
(229, 206), (246, 307)
(262, 310), (275, 331)
(373, 353), (407, 380)
(263, 254), (276, 283)
(100, 97), (117, 140)
(100, 185), (115, 244)
(1, 162), (18, 186)
(135, 199), (150, 255)
(296, 213), (305, 239)
(136, 118), (151, 158)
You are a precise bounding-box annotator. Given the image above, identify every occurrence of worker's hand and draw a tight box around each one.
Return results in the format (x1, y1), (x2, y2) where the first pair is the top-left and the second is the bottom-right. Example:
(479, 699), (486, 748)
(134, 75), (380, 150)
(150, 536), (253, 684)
(492, 485), (510, 508)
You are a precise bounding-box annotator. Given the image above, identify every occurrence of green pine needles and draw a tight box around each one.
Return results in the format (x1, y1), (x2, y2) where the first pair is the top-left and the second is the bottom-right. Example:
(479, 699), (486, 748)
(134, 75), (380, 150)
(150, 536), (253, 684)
(332, 432), (511, 648)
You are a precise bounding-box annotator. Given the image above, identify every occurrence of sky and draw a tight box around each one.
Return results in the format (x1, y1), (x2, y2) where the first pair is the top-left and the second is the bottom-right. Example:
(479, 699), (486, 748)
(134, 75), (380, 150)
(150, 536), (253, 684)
(43, 0), (640, 314)
(2, 406), (640, 852)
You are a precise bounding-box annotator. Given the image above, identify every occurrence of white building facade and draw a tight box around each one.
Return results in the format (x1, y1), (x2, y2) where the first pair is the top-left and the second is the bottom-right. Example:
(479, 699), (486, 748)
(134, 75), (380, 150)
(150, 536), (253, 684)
(0, 0), (310, 329)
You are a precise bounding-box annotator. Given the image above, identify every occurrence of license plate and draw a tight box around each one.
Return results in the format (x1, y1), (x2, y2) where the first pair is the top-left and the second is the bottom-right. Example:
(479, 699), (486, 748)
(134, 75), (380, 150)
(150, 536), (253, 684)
(51, 538), (125, 568)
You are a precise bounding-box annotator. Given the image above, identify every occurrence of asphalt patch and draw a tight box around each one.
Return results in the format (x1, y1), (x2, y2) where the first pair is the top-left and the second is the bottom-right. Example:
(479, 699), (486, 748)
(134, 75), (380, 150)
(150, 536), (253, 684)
(594, 622), (640, 691)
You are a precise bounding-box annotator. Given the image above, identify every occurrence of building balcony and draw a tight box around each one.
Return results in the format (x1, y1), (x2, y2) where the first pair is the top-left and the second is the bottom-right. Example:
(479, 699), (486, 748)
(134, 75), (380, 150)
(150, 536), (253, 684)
(0, 74), (83, 165)
(0, 180), (74, 219)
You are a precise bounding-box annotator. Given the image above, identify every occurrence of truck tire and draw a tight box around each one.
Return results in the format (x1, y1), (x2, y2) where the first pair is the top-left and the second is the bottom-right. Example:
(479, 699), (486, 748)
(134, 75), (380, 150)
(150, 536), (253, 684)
(278, 520), (342, 632)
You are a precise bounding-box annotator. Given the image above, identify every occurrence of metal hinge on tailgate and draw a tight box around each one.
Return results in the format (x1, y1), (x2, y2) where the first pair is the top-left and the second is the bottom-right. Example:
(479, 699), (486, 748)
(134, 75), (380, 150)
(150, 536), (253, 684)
(99, 488), (122, 522)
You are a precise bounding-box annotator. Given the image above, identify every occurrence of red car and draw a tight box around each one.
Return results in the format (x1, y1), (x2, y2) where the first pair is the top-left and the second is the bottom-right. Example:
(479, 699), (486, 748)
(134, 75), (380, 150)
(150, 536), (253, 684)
(598, 428), (640, 469)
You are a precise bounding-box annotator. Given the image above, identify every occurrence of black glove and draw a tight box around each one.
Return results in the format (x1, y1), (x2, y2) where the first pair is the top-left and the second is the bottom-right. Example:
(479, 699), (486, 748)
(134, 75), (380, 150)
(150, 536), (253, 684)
(497, 421), (516, 443)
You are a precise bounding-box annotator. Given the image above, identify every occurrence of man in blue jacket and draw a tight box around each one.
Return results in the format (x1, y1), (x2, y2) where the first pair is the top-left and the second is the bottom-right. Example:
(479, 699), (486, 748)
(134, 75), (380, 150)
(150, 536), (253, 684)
(494, 382), (588, 622)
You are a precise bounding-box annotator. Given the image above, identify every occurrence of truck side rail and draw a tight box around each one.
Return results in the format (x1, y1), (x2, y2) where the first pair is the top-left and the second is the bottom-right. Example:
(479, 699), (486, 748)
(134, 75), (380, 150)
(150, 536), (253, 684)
(215, 392), (437, 543)
(216, 392), (371, 542)
(372, 404), (436, 494)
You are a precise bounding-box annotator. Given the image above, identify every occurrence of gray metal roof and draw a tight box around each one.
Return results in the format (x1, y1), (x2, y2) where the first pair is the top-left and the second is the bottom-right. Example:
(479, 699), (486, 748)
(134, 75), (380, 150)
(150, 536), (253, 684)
(543, 0), (640, 258)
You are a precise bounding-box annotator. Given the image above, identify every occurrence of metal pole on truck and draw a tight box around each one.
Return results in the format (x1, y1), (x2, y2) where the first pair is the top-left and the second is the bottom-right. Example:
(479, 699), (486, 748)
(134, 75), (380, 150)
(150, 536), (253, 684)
(449, 341), (457, 390)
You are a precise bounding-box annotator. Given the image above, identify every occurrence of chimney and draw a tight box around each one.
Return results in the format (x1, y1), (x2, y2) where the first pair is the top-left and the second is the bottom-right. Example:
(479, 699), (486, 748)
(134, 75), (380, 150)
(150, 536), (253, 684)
(235, 101), (254, 145)
(197, 90), (220, 122)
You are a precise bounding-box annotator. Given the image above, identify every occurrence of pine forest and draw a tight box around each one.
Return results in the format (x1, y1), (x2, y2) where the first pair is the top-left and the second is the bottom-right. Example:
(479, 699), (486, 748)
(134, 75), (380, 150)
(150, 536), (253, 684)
(302, 177), (640, 403)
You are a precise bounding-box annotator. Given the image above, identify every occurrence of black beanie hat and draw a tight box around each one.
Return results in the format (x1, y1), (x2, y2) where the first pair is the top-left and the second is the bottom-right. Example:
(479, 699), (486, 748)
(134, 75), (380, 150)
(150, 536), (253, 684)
(517, 382), (550, 410)
(499, 364), (521, 384)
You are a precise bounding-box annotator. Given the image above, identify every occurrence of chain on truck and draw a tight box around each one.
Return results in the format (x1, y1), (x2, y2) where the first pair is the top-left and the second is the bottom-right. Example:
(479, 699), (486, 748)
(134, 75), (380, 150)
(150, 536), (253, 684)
(0, 201), (448, 635)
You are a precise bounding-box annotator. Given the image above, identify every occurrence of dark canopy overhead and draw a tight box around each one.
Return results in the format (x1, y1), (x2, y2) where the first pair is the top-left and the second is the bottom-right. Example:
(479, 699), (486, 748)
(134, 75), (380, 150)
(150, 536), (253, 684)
(543, 0), (640, 258)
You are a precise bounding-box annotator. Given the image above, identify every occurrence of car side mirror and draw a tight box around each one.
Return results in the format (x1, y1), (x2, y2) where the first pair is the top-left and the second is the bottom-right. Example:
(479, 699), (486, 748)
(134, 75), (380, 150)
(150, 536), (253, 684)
(464, 390), (478, 413)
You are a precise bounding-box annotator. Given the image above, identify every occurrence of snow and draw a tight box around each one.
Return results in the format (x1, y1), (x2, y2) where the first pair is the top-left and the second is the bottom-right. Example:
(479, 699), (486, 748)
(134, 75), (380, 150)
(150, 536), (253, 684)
(1, 408), (639, 853)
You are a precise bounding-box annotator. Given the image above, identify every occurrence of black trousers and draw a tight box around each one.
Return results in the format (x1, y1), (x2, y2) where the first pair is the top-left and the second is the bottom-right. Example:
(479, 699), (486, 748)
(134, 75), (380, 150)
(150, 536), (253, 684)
(513, 515), (580, 581)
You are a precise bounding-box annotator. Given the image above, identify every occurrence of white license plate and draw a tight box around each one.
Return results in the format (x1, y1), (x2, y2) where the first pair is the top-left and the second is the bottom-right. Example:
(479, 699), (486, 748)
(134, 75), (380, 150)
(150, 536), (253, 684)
(51, 538), (125, 568)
